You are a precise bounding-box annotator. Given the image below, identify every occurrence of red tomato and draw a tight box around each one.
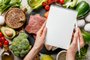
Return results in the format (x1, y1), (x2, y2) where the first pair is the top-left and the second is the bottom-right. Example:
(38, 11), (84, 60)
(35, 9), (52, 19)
(0, 42), (3, 47)
(45, 5), (50, 11)
(0, 38), (2, 42)
(4, 40), (9, 45)
(47, 0), (55, 5)
(58, 0), (64, 4)
(42, 2), (47, 6)
(0, 32), (3, 37)
(1, 37), (5, 40)
(1, 37), (6, 43)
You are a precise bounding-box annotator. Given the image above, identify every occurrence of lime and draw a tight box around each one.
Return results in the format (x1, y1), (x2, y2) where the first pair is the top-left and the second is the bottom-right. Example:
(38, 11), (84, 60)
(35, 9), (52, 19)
(27, 0), (47, 9)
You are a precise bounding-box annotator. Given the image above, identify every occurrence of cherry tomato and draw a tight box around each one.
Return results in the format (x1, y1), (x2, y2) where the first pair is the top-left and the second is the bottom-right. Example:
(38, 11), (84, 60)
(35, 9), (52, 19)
(4, 40), (9, 45)
(0, 42), (3, 47)
(1, 37), (6, 43)
(0, 32), (3, 37)
(1, 36), (5, 39)
(0, 38), (2, 42)
(58, 0), (64, 4)
(42, 2), (47, 6)
(47, 0), (55, 5)
(45, 5), (50, 11)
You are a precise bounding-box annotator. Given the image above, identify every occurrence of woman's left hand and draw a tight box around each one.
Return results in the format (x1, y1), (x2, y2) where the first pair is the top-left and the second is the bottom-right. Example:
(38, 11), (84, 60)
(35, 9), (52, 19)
(33, 22), (47, 51)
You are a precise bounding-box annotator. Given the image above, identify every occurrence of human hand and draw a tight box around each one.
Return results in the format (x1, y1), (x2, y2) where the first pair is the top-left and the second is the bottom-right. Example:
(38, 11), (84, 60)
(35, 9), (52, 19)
(68, 28), (84, 54)
(24, 23), (47, 60)
(66, 28), (84, 60)
(33, 22), (47, 51)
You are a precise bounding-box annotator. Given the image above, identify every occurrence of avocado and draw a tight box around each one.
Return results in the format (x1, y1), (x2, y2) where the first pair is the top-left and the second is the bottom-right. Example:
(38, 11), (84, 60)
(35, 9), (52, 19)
(1, 27), (16, 39)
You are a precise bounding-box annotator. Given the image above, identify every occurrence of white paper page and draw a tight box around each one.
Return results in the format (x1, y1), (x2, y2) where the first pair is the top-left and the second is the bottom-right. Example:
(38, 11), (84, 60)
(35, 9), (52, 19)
(46, 5), (77, 49)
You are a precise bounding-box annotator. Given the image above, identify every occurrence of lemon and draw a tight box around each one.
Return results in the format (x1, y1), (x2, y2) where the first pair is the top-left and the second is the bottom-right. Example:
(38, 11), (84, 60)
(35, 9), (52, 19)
(41, 54), (53, 60)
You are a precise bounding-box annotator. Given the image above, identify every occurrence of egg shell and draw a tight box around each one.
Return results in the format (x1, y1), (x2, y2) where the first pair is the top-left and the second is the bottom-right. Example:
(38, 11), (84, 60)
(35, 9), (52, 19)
(84, 23), (90, 32)
(0, 16), (5, 25)
(77, 19), (85, 28)
(85, 14), (90, 22)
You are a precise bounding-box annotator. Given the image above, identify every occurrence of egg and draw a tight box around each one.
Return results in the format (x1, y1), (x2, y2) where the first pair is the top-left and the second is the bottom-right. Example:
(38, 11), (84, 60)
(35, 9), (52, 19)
(0, 16), (5, 25)
(85, 14), (90, 22)
(77, 19), (85, 28)
(84, 23), (90, 32)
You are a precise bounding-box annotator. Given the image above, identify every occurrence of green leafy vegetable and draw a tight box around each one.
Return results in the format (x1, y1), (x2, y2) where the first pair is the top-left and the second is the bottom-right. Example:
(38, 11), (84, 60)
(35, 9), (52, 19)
(10, 32), (31, 58)
(10, 0), (21, 4)
(82, 30), (90, 43)
(0, 0), (21, 15)
(63, 0), (78, 8)
(28, 0), (46, 9)
(76, 44), (89, 60)
(3, 0), (11, 5)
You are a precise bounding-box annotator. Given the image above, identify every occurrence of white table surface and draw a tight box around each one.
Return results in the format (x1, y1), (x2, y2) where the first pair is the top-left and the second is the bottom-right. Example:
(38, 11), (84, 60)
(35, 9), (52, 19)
(0, 0), (90, 60)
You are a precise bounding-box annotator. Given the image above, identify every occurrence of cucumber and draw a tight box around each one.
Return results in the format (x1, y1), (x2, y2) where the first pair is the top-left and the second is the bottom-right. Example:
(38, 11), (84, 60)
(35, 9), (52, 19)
(76, 1), (90, 19)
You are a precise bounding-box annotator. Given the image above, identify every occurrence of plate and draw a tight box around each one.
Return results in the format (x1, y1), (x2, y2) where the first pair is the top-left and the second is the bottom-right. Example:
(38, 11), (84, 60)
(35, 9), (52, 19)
(25, 7), (64, 54)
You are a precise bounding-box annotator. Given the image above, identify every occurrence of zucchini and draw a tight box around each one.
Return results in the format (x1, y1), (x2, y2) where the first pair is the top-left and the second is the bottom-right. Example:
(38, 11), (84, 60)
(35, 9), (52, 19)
(76, 1), (90, 19)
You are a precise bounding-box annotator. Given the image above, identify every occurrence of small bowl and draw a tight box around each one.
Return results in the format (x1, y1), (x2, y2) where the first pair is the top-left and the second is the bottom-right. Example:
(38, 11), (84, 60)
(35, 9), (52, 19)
(56, 50), (67, 60)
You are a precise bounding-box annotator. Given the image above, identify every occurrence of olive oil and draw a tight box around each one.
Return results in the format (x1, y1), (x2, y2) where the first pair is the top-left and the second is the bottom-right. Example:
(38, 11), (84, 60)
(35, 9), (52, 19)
(1, 44), (14, 60)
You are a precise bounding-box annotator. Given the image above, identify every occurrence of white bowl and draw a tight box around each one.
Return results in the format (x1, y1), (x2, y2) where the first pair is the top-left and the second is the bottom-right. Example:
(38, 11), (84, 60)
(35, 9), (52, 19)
(56, 50), (67, 60)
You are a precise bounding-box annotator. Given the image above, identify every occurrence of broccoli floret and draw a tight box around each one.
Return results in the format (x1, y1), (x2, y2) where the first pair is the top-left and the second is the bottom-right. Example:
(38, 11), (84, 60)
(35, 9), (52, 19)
(19, 32), (28, 38)
(10, 32), (31, 58)
(14, 50), (20, 57)
(20, 50), (29, 57)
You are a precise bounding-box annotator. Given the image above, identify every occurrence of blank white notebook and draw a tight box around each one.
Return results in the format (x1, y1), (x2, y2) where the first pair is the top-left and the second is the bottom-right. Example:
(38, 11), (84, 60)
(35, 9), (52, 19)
(46, 5), (77, 49)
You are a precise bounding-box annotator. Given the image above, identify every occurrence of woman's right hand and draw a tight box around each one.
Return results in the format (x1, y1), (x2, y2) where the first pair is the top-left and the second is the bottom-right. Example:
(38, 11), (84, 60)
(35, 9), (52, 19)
(66, 28), (84, 60)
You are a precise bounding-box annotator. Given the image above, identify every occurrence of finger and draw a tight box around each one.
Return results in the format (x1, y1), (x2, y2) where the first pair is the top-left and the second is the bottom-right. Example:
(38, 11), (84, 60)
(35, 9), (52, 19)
(71, 32), (74, 41)
(78, 28), (83, 40)
(37, 22), (46, 34)
(78, 28), (85, 47)
(41, 27), (47, 40)
(72, 29), (78, 45)
(39, 21), (46, 32)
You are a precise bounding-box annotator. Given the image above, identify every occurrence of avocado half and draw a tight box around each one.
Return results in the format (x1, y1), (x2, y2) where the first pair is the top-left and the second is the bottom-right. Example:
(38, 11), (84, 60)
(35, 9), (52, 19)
(1, 27), (16, 39)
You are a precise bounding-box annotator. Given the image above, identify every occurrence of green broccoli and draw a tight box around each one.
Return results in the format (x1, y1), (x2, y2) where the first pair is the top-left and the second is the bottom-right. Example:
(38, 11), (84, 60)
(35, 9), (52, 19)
(10, 32), (31, 58)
